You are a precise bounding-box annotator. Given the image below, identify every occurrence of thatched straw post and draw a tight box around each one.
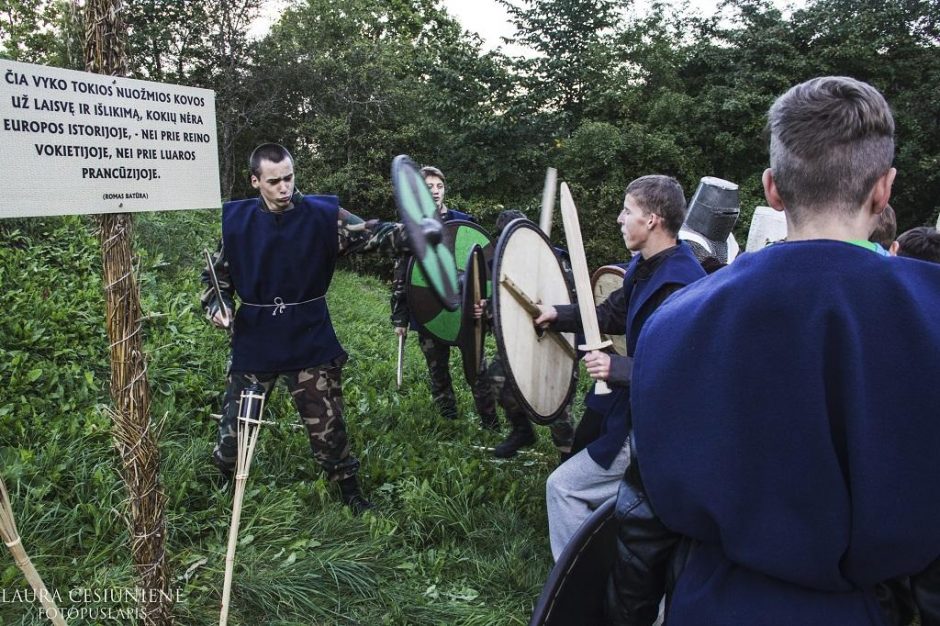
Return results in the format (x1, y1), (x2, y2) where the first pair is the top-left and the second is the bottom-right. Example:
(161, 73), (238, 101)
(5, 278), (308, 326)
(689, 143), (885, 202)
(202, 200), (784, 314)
(84, 1), (171, 624)
(0, 476), (66, 625)
(219, 385), (266, 626)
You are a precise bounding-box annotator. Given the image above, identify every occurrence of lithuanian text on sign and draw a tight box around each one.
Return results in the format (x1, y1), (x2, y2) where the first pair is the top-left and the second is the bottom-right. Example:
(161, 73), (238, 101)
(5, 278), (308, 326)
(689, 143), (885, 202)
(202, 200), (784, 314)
(0, 59), (221, 218)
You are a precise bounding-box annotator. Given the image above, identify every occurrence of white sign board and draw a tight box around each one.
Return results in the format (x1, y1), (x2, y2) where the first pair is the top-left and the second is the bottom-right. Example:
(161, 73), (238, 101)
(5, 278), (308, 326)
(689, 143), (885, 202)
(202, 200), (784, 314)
(0, 59), (221, 218)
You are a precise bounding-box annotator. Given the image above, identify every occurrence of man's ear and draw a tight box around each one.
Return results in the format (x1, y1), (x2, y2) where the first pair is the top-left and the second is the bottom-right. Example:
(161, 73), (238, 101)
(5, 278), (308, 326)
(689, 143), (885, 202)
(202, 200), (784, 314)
(889, 240), (900, 256)
(762, 169), (785, 212)
(250, 175), (260, 190)
(870, 167), (896, 215)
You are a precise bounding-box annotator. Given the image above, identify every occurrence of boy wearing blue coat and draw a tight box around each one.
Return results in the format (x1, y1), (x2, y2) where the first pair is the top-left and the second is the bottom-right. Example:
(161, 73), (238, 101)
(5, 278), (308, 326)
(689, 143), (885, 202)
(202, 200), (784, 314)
(201, 143), (408, 514)
(608, 77), (940, 625)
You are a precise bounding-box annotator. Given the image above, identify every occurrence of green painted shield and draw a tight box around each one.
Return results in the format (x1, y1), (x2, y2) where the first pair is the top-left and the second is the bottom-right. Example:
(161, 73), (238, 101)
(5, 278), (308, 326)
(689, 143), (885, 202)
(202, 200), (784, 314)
(391, 155), (459, 311)
(407, 220), (492, 345)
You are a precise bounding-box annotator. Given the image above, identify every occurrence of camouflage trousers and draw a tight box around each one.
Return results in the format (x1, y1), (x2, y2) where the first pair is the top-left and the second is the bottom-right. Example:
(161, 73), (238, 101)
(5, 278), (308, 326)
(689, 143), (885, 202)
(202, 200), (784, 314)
(418, 332), (496, 421)
(482, 356), (574, 453)
(212, 354), (359, 482)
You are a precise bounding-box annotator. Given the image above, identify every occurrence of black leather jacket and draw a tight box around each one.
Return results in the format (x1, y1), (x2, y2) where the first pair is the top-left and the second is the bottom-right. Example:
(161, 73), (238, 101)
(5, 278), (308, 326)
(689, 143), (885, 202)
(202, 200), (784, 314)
(604, 438), (681, 626)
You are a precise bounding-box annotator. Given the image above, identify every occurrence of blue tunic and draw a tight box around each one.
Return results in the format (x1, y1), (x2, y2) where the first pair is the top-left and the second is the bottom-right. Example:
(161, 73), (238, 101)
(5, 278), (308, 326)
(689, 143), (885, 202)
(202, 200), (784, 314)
(632, 241), (940, 624)
(222, 195), (345, 372)
(443, 208), (472, 222)
(586, 246), (705, 469)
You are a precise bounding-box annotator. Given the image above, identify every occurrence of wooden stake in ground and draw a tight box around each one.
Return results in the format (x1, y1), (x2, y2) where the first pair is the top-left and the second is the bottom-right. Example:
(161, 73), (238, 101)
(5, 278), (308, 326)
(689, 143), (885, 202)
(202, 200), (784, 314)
(559, 183), (612, 394)
(220, 384), (266, 626)
(0, 476), (66, 625)
(84, 1), (172, 623)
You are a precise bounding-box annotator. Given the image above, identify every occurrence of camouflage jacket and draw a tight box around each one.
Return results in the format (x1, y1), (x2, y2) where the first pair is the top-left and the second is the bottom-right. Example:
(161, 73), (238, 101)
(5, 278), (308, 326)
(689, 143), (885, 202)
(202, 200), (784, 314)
(389, 256), (410, 328)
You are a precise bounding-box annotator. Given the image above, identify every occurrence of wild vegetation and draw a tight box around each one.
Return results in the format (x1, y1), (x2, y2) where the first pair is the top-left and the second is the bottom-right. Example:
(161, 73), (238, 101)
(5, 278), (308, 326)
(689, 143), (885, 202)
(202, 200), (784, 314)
(0, 211), (583, 624)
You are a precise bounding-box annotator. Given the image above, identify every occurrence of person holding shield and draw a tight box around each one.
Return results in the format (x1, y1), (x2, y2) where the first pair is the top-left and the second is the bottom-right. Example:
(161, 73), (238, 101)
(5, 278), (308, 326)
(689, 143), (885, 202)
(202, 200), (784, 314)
(532, 175), (705, 561)
(472, 209), (576, 459)
(389, 165), (500, 428)
(201, 143), (408, 514)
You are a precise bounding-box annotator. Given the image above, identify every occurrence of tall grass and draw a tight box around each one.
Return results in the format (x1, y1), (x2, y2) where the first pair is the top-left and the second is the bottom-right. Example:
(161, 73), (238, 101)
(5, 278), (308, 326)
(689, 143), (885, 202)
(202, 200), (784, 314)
(0, 211), (579, 624)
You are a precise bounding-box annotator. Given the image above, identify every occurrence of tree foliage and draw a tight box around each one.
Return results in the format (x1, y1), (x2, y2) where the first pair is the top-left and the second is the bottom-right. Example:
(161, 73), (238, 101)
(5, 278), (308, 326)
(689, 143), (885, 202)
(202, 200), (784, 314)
(0, 0), (80, 67)
(3, 0), (939, 254)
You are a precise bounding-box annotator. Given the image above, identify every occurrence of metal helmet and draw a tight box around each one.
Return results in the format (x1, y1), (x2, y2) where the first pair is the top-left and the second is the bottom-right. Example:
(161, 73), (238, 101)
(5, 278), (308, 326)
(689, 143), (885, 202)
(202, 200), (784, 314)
(681, 176), (741, 264)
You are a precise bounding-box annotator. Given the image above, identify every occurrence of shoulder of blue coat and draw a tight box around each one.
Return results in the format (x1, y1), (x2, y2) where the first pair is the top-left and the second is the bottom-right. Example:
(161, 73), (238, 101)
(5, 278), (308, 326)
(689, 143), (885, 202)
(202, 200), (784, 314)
(299, 194), (340, 211)
(223, 197), (261, 213)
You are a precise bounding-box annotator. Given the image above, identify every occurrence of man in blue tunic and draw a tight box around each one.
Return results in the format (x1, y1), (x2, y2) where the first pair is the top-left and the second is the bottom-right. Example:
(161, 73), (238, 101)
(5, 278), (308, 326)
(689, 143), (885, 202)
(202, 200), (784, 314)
(201, 143), (408, 514)
(532, 175), (705, 560)
(609, 77), (940, 624)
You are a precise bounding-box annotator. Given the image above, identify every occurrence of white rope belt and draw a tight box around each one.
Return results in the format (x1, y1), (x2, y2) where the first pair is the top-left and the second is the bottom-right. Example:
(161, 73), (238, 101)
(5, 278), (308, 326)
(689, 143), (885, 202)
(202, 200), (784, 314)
(241, 295), (326, 316)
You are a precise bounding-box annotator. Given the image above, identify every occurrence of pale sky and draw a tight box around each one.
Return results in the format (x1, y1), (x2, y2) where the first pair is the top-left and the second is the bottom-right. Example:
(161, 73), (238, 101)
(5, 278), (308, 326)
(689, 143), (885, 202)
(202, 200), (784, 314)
(441, 0), (740, 52)
(252, 0), (799, 49)
(441, 0), (516, 51)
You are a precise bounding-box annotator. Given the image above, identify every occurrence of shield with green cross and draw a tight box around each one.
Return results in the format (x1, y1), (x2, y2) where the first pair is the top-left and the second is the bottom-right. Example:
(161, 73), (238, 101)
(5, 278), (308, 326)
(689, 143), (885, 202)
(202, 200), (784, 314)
(407, 220), (493, 346)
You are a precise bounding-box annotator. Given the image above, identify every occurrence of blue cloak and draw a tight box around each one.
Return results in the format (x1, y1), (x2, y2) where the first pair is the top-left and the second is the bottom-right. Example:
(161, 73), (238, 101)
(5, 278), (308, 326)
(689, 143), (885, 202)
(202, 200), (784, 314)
(632, 241), (940, 624)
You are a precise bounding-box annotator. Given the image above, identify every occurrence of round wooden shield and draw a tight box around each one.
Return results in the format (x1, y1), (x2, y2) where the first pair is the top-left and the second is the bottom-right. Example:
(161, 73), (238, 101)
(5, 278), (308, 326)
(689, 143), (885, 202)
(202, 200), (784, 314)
(460, 244), (488, 386)
(591, 265), (628, 357)
(391, 154), (459, 311)
(492, 219), (577, 425)
(407, 220), (493, 346)
(529, 497), (617, 626)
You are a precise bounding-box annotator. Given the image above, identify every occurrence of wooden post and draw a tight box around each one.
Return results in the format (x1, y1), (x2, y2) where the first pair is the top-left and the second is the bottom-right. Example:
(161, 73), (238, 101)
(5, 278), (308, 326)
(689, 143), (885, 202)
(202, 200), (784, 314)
(84, 1), (172, 624)
(540, 167), (557, 237)
(559, 183), (612, 394)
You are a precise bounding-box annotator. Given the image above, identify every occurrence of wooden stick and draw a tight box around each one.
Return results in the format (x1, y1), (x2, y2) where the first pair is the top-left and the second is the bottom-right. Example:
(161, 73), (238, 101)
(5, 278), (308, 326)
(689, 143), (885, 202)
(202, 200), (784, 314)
(499, 274), (577, 359)
(220, 388), (266, 626)
(559, 183), (612, 394)
(396, 333), (405, 389)
(540, 167), (557, 237)
(0, 477), (66, 625)
(472, 252), (484, 366)
(208, 413), (302, 430)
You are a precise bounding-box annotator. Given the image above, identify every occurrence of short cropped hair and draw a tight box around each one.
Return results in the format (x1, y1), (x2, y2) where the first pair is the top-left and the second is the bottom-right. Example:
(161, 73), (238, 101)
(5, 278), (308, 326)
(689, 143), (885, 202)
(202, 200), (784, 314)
(249, 143), (292, 178)
(625, 175), (686, 237)
(421, 166), (446, 183)
(767, 76), (894, 224)
(869, 204), (897, 249)
(896, 227), (940, 264)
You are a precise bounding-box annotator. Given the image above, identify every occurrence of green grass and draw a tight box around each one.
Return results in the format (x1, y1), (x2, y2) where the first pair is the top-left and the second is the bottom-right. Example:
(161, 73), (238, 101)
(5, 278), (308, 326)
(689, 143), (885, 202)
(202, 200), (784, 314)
(0, 212), (575, 625)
